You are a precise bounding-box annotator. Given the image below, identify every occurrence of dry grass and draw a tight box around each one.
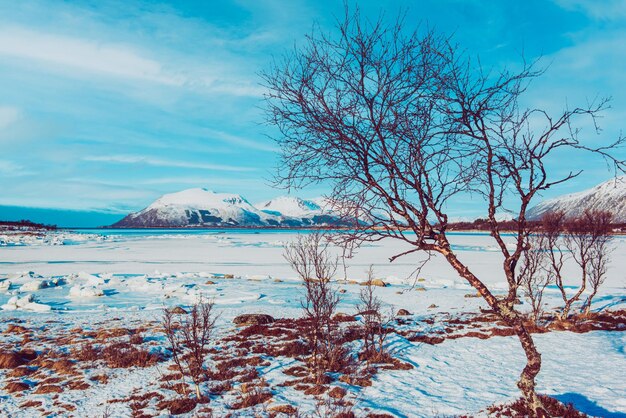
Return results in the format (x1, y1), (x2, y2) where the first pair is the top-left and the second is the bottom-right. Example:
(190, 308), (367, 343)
(157, 397), (199, 415)
(34, 384), (63, 394)
(230, 385), (273, 409)
(4, 381), (30, 393)
(102, 342), (161, 368)
(487, 395), (587, 417)
(0, 349), (37, 369)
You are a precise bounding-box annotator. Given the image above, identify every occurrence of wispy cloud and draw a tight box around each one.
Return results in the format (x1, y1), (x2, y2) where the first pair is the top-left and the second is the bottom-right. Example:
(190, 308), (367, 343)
(83, 155), (256, 172)
(0, 159), (36, 177)
(0, 106), (20, 129)
(554, 0), (626, 20)
(203, 128), (278, 153)
(0, 26), (182, 85)
(0, 24), (264, 98)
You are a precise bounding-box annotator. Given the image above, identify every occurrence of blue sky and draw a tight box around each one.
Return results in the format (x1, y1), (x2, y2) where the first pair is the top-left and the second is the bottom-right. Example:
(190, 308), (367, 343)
(1, 0), (625, 224)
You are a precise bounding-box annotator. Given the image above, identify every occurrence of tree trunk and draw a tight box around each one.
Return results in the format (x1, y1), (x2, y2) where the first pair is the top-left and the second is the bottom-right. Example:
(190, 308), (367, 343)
(582, 289), (598, 316)
(560, 284), (585, 320)
(508, 313), (549, 417)
(440, 248), (549, 417)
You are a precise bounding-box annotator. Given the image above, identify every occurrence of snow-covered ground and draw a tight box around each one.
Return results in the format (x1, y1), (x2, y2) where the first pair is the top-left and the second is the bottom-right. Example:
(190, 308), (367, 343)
(0, 229), (110, 247)
(0, 229), (624, 417)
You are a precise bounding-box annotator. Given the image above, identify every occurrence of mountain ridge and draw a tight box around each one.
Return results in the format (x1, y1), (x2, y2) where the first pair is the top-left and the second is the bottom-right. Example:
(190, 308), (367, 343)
(112, 189), (346, 228)
(528, 176), (626, 222)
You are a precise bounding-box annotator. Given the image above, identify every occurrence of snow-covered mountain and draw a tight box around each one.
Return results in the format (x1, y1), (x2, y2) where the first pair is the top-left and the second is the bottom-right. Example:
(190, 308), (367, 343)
(113, 189), (347, 227)
(255, 196), (343, 226)
(528, 176), (626, 222)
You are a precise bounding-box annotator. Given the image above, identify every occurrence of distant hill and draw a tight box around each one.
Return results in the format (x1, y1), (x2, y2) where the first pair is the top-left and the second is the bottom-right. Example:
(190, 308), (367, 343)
(0, 219), (56, 230)
(528, 176), (626, 222)
(0, 205), (124, 228)
(112, 188), (348, 228)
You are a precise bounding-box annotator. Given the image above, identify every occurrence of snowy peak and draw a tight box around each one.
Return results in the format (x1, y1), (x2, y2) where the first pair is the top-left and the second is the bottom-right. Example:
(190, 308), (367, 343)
(257, 196), (323, 217)
(113, 189), (348, 228)
(154, 189), (254, 211)
(114, 188), (277, 228)
(528, 176), (626, 222)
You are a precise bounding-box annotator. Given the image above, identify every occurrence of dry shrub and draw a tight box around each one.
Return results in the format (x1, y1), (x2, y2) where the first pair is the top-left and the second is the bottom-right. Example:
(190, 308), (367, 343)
(231, 385), (273, 409)
(5, 324), (29, 334)
(161, 372), (183, 382)
(209, 381), (232, 394)
(162, 382), (190, 395)
(487, 395), (587, 417)
(357, 267), (395, 365)
(314, 395), (355, 418)
(39, 377), (64, 385)
(7, 366), (35, 378)
(90, 373), (109, 384)
(20, 400), (42, 408)
(407, 334), (445, 345)
(238, 367), (260, 384)
(67, 379), (90, 390)
(284, 232), (351, 383)
(53, 402), (76, 412)
(339, 372), (372, 387)
(46, 359), (77, 375)
(129, 333), (144, 345)
(74, 343), (100, 362)
(163, 299), (217, 398)
(267, 340), (310, 358)
(96, 327), (132, 340)
(283, 365), (309, 377)
(304, 384), (328, 395)
(4, 381), (30, 393)
(102, 342), (161, 368)
(110, 391), (164, 405)
(268, 404), (298, 416)
(34, 384), (63, 394)
(157, 397), (198, 415)
(0, 349), (36, 369)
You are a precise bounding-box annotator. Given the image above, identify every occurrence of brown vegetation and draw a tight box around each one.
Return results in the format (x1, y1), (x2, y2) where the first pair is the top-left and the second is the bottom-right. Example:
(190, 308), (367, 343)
(157, 397), (199, 415)
(487, 395), (587, 417)
(162, 298), (217, 398)
(284, 232), (352, 383)
(4, 381), (30, 393)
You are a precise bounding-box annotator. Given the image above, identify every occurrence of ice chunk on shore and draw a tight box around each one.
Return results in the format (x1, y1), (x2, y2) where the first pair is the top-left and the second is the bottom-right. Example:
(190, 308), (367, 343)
(0, 280), (11, 292)
(69, 285), (104, 298)
(1, 294), (51, 312)
(246, 274), (271, 281)
(20, 279), (48, 292)
(75, 271), (106, 286)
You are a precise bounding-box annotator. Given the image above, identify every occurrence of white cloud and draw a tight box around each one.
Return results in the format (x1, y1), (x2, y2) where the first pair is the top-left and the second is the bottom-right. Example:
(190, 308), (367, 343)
(0, 26), (183, 85)
(83, 154), (256, 172)
(0, 26), (263, 97)
(203, 128), (278, 153)
(0, 106), (20, 129)
(554, 0), (626, 20)
(0, 159), (35, 176)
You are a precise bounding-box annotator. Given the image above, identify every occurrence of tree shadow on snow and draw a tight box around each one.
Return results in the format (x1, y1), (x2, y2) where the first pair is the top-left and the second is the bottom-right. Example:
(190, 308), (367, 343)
(554, 393), (626, 418)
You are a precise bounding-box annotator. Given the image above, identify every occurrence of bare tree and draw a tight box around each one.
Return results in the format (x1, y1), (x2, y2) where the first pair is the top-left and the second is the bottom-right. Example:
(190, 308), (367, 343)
(263, 8), (625, 415)
(162, 299), (217, 399)
(357, 266), (393, 363)
(570, 210), (613, 315)
(543, 210), (615, 319)
(284, 232), (346, 383)
(518, 233), (551, 325)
